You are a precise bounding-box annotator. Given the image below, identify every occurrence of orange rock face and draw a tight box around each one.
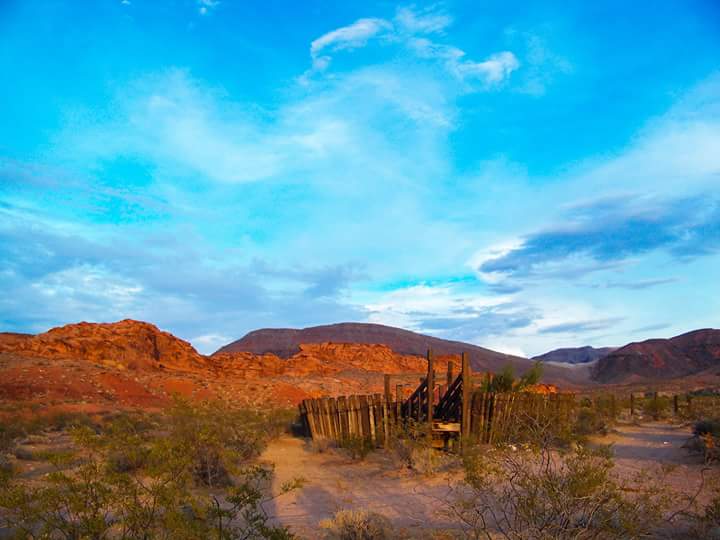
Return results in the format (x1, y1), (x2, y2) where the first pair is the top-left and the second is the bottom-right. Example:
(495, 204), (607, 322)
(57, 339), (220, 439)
(0, 321), (457, 409)
(522, 383), (558, 394)
(210, 342), (451, 379)
(0, 319), (206, 372)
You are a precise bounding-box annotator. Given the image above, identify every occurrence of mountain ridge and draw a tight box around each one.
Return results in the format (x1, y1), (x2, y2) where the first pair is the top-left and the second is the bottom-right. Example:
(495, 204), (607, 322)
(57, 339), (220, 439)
(532, 346), (616, 365)
(592, 328), (720, 383)
(216, 322), (590, 386)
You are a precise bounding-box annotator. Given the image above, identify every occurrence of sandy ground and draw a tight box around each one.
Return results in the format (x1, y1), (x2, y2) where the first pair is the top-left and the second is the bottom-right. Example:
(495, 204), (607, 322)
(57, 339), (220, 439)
(261, 437), (462, 538)
(261, 422), (716, 538)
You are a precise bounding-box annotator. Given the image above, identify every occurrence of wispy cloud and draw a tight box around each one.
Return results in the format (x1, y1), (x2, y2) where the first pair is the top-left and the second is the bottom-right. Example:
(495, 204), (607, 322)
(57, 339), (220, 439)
(303, 6), (519, 88)
(596, 277), (679, 290)
(631, 323), (671, 334)
(197, 0), (219, 16)
(538, 317), (624, 334)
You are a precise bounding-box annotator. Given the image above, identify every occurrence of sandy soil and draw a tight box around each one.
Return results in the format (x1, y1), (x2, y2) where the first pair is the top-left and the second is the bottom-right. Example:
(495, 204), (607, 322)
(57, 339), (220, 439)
(261, 437), (460, 538)
(262, 422), (717, 537)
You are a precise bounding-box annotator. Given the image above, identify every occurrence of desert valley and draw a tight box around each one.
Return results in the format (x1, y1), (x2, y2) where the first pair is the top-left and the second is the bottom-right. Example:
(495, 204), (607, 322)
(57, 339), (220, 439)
(3, 1), (720, 537)
(2, 319), (720, 538)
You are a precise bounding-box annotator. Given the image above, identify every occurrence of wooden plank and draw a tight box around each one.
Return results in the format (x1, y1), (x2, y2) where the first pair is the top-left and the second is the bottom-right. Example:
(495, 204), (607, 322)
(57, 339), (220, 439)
(396, 384), (402, 422)
(427, 349), (434, 436)
(447, 361), (454, 389)
(384, 375), (392, 403)
(461, 352), (472, 439)
(360, 395), (371, 441)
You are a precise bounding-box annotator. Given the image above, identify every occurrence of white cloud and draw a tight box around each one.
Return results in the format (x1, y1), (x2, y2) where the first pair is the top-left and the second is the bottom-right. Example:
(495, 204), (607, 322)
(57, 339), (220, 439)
(191, 333), (231, 354)
(394, 6), (452, 34)
(197, 0), (219, 16)
(454, 51), (520, 85)
(302, 6), (519, 88)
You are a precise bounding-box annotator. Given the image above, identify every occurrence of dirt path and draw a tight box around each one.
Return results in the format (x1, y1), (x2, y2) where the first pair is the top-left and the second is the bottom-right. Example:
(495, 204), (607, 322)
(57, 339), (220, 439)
(591, 422), (712, 501)
(261, 423), (716, 537)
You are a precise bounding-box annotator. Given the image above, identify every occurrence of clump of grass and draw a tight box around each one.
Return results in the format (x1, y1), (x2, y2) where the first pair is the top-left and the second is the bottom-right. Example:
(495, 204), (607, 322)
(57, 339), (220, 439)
(320, 509), (394, 540)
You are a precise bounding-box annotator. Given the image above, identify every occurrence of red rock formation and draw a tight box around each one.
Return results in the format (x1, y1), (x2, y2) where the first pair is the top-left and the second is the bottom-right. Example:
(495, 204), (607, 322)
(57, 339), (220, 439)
(210, 342), (451, 378)
(0, 320), (206, 372)
(0, 332), (34, 350)
(593, 329), (720, 383)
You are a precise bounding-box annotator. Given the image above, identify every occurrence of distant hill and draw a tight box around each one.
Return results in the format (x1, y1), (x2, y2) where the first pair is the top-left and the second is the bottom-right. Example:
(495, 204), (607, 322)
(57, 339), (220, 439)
(532, 346), (616, 365)
(592, 329), (720, 383)
(216, 322), (591, 386)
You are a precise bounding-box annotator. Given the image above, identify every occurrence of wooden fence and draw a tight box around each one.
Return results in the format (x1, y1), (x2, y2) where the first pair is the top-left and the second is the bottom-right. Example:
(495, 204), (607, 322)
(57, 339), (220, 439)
(299, 394), (399, 448)
(299, 349), (578, 447)
(469, 392), (576, 444)
(300, 390), (577, 446)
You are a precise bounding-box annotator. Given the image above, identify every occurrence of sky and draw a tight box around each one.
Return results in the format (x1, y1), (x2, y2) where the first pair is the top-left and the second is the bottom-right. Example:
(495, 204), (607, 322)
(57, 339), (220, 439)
(1, 0), (719, 356)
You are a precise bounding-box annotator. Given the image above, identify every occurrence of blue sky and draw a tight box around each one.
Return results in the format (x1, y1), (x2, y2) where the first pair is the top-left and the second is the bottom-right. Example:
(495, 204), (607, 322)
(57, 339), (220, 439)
(1, 0), (719, 355)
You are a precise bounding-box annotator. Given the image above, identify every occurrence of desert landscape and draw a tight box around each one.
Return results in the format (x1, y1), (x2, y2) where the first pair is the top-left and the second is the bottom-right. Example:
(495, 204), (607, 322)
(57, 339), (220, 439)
(3, 1), (720, 538)
(1, 319), (720, 538)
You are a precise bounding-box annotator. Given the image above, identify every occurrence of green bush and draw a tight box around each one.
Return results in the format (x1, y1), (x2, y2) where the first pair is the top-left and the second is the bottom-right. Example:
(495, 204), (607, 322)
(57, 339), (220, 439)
(0, 399), (302, 539)
(574, 406), (607, 436)
(320, 509), (394, 540)
(338, 434), (374, 461)
(642, 395), (671, 420)
(449, 440), (670, 539)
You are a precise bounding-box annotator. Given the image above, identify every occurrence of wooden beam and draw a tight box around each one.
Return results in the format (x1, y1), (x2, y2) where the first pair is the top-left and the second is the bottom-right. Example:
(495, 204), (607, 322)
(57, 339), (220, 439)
(427, 348), (434, 434)
(446, 360), (454, 389)
(384, 374), (391, 403)
(461, 352), (472, 439)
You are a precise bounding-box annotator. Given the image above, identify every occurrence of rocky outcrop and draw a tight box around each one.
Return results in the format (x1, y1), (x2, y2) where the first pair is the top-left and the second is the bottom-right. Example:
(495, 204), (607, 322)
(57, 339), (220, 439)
(210, 342), (452, 378)
(216, 322), (592, 386)
(593, 329), (720, 383)
(0, 320), (206, 372)
(0, 332), (34, 350)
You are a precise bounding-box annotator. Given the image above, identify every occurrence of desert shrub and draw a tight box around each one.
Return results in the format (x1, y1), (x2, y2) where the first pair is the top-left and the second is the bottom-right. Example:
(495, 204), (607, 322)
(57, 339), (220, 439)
(642, 394), (671, 421)
(320, 509), (394, 540)
(385, 419), (456, 474)
(165, 398), (272, 486)
(0, 418), (25, 453)
(694, 419), (720, 438)
(0, 405), (302, 539)
(338, 434), (374, 461)
(574, 406), (607, 436)
(445, 437), (671, 539)
(480, 362), (544, 393)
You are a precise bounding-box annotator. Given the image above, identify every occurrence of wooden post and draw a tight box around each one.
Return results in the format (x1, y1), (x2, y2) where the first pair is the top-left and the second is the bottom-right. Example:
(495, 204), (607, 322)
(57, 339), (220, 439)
(384, 374), (392, 403)
(396, 384), (403, 421)
(630, 393), (635, 416)
(447, 361), (454, 388)
(461, 352), (472, 439)
(427, 349), (435, 436)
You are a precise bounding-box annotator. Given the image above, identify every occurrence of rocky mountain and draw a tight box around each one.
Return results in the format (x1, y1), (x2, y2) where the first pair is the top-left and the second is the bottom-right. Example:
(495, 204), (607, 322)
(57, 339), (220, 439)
(0, 319), (206, 372)
(216, 322), (590, 386)
(593, 329), (720, 383)
(210, 343), (453, 379)
(532, 346), (616, 365)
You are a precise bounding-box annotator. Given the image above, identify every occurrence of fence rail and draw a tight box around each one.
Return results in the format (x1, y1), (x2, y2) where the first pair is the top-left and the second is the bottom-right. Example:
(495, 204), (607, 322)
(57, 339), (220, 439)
(299, 349), (579, 447)
(298, 349), (720, 448)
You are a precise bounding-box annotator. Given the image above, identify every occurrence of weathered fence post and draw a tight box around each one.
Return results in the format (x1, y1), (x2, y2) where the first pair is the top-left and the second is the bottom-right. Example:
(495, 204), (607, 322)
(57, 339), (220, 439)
(427, 349), (435, 437)
(461, 352), (472, 440)
(447, 361), (454, 389)
(396, 384), (402, 421)
(384, 374), (391, 403)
